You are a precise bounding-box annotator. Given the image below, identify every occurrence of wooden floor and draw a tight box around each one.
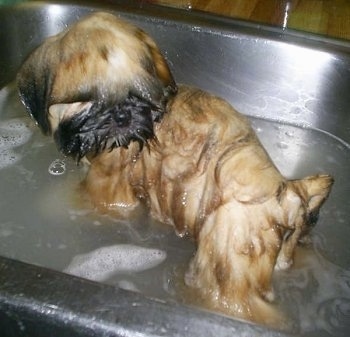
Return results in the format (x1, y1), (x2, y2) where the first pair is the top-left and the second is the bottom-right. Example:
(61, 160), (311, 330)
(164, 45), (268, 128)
(152, 0), (350, 41)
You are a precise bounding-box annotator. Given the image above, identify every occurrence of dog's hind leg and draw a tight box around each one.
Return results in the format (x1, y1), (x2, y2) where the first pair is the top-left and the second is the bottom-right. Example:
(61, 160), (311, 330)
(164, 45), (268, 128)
(184, 201), (287, 327)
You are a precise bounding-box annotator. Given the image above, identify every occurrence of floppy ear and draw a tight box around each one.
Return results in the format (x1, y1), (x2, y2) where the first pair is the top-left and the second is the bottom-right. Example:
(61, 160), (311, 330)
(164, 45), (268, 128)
(17, 40), (57, 135)
(135, 28), (177, 106)
(294, 174), (334, 212)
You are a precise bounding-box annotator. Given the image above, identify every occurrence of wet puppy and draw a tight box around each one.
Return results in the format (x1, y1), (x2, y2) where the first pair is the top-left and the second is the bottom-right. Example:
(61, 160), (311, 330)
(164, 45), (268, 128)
(17, 12), (176, 160)
(17, 12), (333, 327)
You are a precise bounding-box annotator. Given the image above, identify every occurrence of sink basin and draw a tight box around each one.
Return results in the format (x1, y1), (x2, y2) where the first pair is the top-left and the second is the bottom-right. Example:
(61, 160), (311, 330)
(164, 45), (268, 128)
(0, 1), (349, 336)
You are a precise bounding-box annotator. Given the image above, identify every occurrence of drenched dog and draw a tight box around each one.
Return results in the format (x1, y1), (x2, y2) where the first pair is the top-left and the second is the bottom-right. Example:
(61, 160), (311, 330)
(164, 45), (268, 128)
(17, 12), (333, 327)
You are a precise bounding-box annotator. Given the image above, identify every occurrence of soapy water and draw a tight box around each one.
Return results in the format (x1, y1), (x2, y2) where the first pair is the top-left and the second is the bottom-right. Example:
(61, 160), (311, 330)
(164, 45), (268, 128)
(60, 119), (349, 335)
(0, 87), (350, 335)
(275, 234), (350, 336)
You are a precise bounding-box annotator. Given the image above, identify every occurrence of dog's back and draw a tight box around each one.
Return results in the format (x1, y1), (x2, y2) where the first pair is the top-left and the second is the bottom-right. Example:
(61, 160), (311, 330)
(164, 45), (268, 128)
(91, 85), (332, 327)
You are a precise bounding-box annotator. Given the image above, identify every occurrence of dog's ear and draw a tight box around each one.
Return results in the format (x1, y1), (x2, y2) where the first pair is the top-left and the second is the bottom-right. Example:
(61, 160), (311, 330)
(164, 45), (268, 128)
(135, 28), (177, 104)
(280, 174), (334, 228)
(293, 174), (334, 213)
(17, 37), (58, 135)
(17, 12), (177, 135)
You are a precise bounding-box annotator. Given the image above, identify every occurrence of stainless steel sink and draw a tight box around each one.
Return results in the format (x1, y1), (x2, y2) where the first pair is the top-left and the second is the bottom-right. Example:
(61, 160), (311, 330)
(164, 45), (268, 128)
(0, 1), (349, 336)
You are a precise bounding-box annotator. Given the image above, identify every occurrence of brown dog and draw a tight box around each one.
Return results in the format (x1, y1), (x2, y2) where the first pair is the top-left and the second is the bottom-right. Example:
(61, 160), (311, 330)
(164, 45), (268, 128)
(17, 12), (333, 327)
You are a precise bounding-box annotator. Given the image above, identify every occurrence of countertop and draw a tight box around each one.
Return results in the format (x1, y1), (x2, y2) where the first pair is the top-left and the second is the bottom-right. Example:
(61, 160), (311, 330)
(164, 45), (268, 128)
(152, 0), (350, 41)
(1, 0), (349, 41)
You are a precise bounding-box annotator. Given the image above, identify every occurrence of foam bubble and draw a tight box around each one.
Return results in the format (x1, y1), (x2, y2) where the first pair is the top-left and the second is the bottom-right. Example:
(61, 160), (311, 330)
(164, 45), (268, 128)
(48, 159), (66, 176)
(64, 244), (167, 282)
(0, 118), (32, 170)
(0, 118), (32, 148)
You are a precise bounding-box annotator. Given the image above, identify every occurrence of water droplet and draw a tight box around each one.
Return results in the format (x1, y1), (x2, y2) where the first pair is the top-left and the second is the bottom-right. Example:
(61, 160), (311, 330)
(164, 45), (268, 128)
(291, 107), (301, 115)
(277, 142), (289, 149)
(181, 191), (188, 206)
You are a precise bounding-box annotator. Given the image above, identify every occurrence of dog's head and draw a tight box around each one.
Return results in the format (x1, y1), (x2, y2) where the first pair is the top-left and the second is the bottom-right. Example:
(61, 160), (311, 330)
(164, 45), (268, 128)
(17, 12), (177, 160)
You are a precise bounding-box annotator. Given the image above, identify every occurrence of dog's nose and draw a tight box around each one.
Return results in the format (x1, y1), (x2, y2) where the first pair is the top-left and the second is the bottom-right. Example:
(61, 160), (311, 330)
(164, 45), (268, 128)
(113, 108), (131, 127)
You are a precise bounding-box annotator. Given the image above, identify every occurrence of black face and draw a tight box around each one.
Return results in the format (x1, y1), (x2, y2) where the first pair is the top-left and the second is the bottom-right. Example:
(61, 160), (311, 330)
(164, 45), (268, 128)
(54, 95), (159, 161)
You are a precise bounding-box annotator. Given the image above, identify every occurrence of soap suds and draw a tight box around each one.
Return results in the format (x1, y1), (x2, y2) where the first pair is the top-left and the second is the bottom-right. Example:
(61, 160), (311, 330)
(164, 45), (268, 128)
(64, 244), (167, 282)
(0, 118), (32, 169)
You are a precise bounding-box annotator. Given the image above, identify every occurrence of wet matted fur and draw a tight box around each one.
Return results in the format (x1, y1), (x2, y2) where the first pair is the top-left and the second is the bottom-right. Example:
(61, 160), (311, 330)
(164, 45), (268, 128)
(83, 85), (333, 326)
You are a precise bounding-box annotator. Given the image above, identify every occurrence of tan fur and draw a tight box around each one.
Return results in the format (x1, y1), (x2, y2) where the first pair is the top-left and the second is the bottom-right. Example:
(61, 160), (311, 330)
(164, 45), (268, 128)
(17, 12), (175, 134)
(84, 86), (333, 326)
(49, 12), (173, 104)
